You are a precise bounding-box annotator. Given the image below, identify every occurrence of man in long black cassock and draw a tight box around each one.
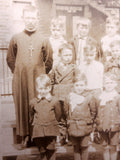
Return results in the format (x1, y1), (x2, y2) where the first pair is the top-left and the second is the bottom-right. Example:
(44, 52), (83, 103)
(6, 6), (53, 148)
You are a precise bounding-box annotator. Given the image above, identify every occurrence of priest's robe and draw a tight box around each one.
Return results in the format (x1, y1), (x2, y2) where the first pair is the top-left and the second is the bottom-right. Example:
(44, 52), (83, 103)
(7, 30), (53, 136)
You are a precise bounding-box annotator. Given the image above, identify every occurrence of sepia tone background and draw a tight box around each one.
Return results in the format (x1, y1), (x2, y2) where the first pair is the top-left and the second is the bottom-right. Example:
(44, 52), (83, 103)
(0, 0), (120, 159)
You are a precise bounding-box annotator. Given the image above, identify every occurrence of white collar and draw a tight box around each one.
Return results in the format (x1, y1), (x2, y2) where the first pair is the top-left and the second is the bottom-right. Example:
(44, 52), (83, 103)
(37, 93), (52, 102)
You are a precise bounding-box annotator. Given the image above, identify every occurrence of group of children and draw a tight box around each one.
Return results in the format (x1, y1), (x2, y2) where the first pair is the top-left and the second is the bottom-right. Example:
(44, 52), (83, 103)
(29, 16), (120, 160)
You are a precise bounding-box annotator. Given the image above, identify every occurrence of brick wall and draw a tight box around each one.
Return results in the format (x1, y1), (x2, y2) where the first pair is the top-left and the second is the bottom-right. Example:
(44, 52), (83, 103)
(0, 0), (11, 45)
(36, 0), (53, 38)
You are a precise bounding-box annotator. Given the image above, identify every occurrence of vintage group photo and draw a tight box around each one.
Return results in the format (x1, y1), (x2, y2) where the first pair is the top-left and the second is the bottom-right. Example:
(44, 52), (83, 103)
(1, 0), (120, 160)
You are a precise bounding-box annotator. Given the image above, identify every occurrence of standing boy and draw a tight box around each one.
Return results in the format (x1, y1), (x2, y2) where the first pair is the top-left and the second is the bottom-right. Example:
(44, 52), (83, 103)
(70, 17), (99, 66)
(6, 6), (53, 147)
(81, 42), (104, 96)
(30, 74), (61, 160)
(64, 73), (97, 160)
(49, 17), (66, 68)
(100, 17), (120, 63)
(96, 74), (120, 160)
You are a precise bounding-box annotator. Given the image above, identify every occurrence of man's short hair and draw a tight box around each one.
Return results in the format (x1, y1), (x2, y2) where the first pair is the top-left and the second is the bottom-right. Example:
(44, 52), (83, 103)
(23, 5), (39, 17)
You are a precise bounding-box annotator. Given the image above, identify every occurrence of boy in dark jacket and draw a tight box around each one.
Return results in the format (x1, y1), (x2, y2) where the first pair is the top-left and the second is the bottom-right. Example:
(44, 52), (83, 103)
(64, 73), (97, 160)
(30, 74), (61, 160)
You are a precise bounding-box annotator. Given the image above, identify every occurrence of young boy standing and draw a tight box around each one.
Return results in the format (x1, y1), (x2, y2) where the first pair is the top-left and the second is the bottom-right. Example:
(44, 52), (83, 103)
(105, 39), (120, 93)
(70, 17), (99, 65)
(96, 74), (120, 160)
(81, 43), (104, 95)
(49, 17), (66, 68)
(30, 74), (61, 160)
(50, 43), (76, 145)
(64, 73), (97, 160)
(100, 17), (120, 63)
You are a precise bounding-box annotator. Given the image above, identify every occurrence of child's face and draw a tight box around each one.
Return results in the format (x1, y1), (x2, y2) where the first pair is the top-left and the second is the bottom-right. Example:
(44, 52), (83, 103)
(111, 44), (120, 58)
(51, 25), (62, 38)
(106, 23), (118, 36)
(85, 49), (96, 64)
(61, 49), (73, 64)
(104, 80), (117, 92)
(23, 11), (39, 32)
(74, 81), (86, 95)
(36, 84), (51, 97)
(77, 22), (90, 37)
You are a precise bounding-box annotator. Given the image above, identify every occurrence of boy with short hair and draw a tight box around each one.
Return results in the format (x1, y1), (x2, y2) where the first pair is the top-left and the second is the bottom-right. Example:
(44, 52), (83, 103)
(49, 43), (76, 145)
(100, 16), (120, 63)
(30, 74), (61, 160)
(49, 17), (66, 68)
(70, 17), (99, 65)
(105, 39), (120, 93)
(50, 43), (76, 101)
(81, 42), (104, 95)
(96, 74), (120, 160)
(64, 73), (97, 160)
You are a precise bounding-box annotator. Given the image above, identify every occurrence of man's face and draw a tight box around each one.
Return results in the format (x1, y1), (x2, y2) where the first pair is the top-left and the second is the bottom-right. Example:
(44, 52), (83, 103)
(74, 81), (86, 95)
(77, 23), (90, 37)
(23, 11), (39, 32)
(61, 49), (73, 64)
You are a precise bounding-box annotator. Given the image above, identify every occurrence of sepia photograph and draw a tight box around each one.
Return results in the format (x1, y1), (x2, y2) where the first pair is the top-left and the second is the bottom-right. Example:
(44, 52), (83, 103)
(1, 0), (120, 160)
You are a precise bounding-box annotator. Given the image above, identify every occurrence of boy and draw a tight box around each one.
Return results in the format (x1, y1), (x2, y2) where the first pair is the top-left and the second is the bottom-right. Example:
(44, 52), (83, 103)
(6, 6), (53, 148)
(96, 74), (120, 160)
(105, 39), (120, 93)
(50, 43), (76, 101)
(30, 74), (61, 160)
(100, 16), (120, 63)
(64, 73), (97, 160)
(49, 43), (76, 145)
(81, 42), (104, 95)
(70, 17), (99, 65)
(49, 17), (66, 68)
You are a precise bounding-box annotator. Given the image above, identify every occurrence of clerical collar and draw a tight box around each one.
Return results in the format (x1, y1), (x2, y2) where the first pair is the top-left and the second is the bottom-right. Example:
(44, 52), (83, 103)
(24, 29), (36, 36)
(37, 93), (52, 102)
